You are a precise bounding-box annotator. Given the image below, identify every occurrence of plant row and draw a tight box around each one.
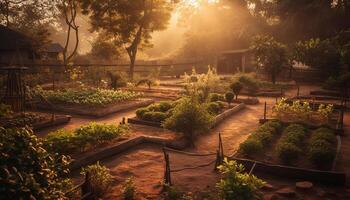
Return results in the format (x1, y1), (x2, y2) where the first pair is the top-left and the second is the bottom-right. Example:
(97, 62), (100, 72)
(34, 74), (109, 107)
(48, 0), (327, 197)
(33, 87), (143, 106)
(44, 123), (130, 155)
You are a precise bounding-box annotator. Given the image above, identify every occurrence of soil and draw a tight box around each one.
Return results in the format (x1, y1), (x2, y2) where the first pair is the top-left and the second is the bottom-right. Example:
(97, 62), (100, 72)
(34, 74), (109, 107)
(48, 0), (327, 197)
(59, 83), (350, 199)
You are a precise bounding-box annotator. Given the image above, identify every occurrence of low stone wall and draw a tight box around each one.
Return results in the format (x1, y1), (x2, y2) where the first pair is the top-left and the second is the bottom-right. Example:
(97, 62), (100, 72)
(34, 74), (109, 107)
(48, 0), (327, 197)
(229, 157), (346, 186)
(37, 99), (154, 117)
(128, 103), (246, 128)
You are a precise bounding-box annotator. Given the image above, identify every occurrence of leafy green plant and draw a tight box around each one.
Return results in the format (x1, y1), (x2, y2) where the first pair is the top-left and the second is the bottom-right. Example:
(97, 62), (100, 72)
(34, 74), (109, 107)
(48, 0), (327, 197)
(0, 103), (12, 118)
(44, 129), (77, 154)
(276, 142), (302, 164)
(317, 104), (334, 122)
(35, 86), (142, 106)
(0, 127), (71, 199)
(239, 138), (263, 156)
(163, 185), (193, 200)
(225, 92), (235, 105)
(206, 101), (224, 115)
(230, 80), (243, 100)
(122, 177), (136, 200)
(216, 158), (265, 200)
(209, 93), (225, 102)
(81, 162), (113, 198)
(308, 140), (336, 167)
(310, 128), (336, 144)
(163, 98), (214, 146)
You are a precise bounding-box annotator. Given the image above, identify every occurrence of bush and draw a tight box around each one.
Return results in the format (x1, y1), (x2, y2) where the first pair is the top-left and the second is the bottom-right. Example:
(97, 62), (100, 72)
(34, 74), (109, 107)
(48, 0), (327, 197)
(281, 124), (306, 146)
(217, 158), (265, 200)
(0, 103), (12, 118)
(311, 128), (336, 144)
(251, 131), (273, 146)
(0, 127), (71, 199)
(209, 93), (225, 102)
(225, 92), (235, 105)
(122, 177), (136, 200)
(136, 107), (149, 119)
(44, 129), (77, 154)
(81, 162), (113, 198)
(206, 102), (224, 115)
(239, 138), (263, 156)
(157, 101), (174, 112)
(264, 120), (283, 133)
(276, 142), (302, 164)
(163, 98), (214, 146)
(308, 140), (336, 167)
(230, 81), (243, 99)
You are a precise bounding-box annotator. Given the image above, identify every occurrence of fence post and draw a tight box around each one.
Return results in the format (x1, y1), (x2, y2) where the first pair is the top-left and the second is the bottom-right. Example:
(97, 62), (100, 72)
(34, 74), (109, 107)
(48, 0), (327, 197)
(163, 148), (171, 186)
(264, 102), (267, 120)
(297, 85), (300, 97)
(81, 171), (92, 199)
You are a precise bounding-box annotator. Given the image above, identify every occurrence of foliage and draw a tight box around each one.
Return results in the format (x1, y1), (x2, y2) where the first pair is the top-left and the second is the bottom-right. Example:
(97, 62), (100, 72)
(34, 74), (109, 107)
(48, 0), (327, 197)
(276, 124), (305, 164)
(293, 38), (341, 75)
(317, 104), (334, 121)
(323, 72), (350, 94)
(44, 123), (130, 154)
(81, 162), (113, 198)
(239, 138), (263, 157)
(225, 92), (235, 105)
(163, 98), (214, 146)
(80, 0), (175, 79)
(216, 158), (265, 200)
(122, 177), (136, 200)
(35, 87), (142, 106)
(206, 101), (225, 115)
(251, 35), (289, 84)
(136, 101), (174, 122)
(276, 142), (302, 164)
(108, 71), (127, 89)
(230, 81), (243, 99)
(209, 93), (225, 102)
(308, 128), (337, 167)
(163, 185), (193, 200)
(183, 67), (220, 102)
(0, 103), (12, 118)
(0, 127), (71, 199)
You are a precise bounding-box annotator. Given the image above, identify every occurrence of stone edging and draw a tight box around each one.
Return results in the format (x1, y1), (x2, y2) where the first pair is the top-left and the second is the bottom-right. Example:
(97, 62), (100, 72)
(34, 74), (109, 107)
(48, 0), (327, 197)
(70, 135), (174, 171)
(37, 99), (154, 117)
(33, 115), (71, 131)
(127, 103), (246, 128)
(228, 157), (346, 186)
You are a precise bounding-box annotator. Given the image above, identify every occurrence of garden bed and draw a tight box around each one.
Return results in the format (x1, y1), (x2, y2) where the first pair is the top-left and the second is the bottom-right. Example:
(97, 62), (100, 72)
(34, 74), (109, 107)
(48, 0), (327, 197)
(234, 120), (345, 185)
(0, 112), (71, 131)
(37, 98), (154, 117)
(127, 102), (245, 128)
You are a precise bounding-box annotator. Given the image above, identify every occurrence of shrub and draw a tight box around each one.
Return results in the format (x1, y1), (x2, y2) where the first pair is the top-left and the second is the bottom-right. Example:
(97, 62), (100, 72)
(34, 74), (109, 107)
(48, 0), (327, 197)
(276, 142), (302, 164)
(157, 101), (174, 112)
(209, 93), (225, 102)
(0, 103), (12, 118)
(281, 124), (306, 146)
(225, 92), (235, 105)
(311, 128), (337, 144)
(122, 177), (136, 200)
(217, 158), (265, 200)
(251, 131), (273, 146)
(136, 107), (149, 119)
(264, 120), (283, 132)
(81, 162), (113, 198)
(206, 102), (224, 115)
(44, 129), (77, 154)
(163, 98), (214, 146)
(239, 138), (263, 156)
(308, 140), (336, 167)
(0, 127), (71, 199)
(230, 81), (243, 99)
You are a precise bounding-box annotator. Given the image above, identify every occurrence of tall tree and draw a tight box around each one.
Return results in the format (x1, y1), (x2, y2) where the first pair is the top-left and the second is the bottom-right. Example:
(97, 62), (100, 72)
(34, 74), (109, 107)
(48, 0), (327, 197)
(80, 0), (174, 80)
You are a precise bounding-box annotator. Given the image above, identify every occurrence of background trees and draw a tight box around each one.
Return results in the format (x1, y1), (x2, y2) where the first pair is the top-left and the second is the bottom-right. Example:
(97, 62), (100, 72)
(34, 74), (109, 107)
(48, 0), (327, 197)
(80, 0), (175, 80)
(250, 35), (289, 84)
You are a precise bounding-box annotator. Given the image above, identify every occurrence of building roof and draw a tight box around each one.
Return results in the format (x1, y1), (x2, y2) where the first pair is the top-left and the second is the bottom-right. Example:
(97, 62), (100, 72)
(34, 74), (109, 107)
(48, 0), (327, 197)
(44, 43), (64, 53)
(221, 49), (250, 55)
(0, 25), (33, 51)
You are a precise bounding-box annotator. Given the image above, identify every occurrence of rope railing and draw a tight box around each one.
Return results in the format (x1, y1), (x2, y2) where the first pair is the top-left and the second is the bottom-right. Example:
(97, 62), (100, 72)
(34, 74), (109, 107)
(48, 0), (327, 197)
(163, 133), (224, 186)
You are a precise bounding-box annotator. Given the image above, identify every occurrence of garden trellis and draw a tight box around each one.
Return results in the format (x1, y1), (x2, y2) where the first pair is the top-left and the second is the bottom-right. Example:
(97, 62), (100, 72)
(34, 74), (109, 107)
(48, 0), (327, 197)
(162, 133), (224, 186)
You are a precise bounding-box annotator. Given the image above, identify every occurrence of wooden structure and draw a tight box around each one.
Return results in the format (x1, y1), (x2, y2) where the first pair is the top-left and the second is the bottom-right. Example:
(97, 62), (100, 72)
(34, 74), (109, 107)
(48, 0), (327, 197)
(217, 49), (254, 74)
(1, 67), (27, 112)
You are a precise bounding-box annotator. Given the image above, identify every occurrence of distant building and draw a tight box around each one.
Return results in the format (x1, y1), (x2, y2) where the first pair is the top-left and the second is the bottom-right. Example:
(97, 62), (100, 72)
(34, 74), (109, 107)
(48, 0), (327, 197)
(41, 43), (64, 62)
(216, 49), (255, 74)
(0, 25), (35, 66)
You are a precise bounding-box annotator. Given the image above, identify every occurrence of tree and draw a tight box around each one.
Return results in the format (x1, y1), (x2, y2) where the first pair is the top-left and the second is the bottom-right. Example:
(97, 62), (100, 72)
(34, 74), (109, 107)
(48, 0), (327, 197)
(163, 98), (214, 147)
(90, 33), (122, 61)
(80, 0), (175, 80)
(230, 81), (243, 99)
(251, 35), (289, 84)
(0, 0), (56, 49)
(0, 127), (71, 199)
(225, 92), (235, 105)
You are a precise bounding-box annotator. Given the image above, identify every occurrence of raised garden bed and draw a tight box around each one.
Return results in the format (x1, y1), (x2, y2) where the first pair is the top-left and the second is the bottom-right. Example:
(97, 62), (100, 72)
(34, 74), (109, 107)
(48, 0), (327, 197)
(234, 120), (345, 185)
(37, 98), (154, 117)
(127, 101), (245, 128)
(0, 112), (71, 131)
